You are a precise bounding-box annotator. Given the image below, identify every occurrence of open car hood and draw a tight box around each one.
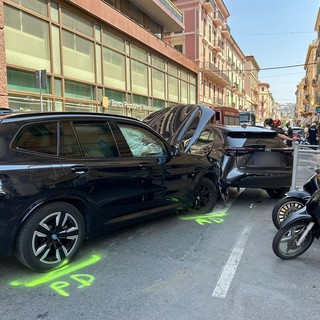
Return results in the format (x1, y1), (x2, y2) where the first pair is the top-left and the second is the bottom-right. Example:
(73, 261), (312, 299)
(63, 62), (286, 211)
(143, 104), (214, 152)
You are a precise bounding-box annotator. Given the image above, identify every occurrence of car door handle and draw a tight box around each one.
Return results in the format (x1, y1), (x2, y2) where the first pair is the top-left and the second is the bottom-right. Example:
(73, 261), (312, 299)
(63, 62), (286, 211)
(70, 166), (89, 174)
(139, 163), (152, 170)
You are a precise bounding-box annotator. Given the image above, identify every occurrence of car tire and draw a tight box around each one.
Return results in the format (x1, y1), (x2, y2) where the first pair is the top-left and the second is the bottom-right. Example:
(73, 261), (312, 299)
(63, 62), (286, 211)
(15, 202), (85, 272)
(189, 177), (217, 214)
(265, 188), (289, 199)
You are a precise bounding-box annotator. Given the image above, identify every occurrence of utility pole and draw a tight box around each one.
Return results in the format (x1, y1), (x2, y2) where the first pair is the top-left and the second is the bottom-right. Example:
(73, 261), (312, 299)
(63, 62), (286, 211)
(34, 70), (47, 112)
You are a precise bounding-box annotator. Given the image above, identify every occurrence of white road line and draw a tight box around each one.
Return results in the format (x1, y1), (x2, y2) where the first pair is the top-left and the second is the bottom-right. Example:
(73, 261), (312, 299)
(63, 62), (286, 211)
(212, 225), (252, 299)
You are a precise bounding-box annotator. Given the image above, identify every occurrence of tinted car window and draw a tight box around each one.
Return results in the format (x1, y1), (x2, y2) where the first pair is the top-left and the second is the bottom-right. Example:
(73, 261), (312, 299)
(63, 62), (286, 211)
(226, 132), (286, 148)
(73, 121), (119, 158)
(118, 124), (166, 157)
(14, 122), (58, 155)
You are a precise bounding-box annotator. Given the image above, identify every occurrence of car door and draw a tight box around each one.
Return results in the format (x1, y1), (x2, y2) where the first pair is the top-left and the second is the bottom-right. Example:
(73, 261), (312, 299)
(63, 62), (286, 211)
(11, 121), (69, 197)
(59, 119), (182, 235)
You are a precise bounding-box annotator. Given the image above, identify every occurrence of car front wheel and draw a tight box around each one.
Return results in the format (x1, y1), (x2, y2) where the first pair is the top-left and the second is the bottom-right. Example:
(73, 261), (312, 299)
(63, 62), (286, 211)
(189, 177), (217, 214)
(15, 202), (85, 272)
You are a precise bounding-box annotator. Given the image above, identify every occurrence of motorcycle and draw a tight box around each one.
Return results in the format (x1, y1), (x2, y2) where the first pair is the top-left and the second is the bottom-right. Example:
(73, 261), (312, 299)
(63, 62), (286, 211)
(272, 166), (320, 229)
(272, 189), (320, 260)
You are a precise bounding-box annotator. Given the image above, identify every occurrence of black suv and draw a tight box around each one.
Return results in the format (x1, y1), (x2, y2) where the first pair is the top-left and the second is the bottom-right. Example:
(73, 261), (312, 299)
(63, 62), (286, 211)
(189, 124), (293, 198)
(0, 107), (218, 271)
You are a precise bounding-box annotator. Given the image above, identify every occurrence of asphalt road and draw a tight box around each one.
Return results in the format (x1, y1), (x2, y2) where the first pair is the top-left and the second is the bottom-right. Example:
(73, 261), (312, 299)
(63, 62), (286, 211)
(1, 188), (320, 320)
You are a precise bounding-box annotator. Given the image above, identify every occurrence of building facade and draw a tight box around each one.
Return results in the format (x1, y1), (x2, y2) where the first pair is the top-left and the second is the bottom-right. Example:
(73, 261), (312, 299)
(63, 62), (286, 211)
(258, 81), (280, 121)
(243, 55), (260, 119)
(296, 7), (320, 125)
(1, 0), (199, 118)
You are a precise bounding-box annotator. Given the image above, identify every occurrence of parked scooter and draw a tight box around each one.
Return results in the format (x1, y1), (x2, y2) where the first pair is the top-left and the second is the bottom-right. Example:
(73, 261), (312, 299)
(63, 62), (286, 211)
(272, 166), (320, 229)
(272, 189), (320, 260)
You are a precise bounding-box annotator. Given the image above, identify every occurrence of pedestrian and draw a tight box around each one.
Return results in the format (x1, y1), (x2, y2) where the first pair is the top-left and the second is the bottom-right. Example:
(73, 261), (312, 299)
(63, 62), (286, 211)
(304, 124), (310, 140)
(285, 121), (293, 147)
(308, 123), (318, 147)
(264, 118), (296, 144)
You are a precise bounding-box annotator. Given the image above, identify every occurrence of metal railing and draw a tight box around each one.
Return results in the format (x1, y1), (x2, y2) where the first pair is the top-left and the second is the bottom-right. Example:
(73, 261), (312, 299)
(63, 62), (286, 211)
(291, 142), (320, 190)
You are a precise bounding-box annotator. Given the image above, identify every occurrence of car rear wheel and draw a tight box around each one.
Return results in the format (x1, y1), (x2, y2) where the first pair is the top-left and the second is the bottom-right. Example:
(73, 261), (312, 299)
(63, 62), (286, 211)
(189, 177), (217, 214)
(265, 188), (289, 199)
(15, 202), (85, 272)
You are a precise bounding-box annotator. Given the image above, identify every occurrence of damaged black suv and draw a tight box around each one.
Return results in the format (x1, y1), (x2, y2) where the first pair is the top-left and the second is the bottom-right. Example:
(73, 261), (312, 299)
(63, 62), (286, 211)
(0, 107), (218, 271)
(189, 124), (293, 199)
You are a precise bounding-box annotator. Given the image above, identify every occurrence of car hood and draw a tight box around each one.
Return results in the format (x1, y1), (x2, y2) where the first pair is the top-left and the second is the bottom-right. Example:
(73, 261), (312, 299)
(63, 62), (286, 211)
(143, 104), (214, 152)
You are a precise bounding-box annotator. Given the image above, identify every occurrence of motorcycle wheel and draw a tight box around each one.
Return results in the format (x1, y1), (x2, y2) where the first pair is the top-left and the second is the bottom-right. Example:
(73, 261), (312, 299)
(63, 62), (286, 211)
(272, 197), (306, 229)
(272, 221), (314, 260)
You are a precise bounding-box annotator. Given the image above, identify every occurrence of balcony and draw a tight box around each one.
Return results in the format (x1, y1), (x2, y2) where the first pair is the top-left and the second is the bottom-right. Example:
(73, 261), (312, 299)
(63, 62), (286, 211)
(203, 0), (216, 13)
(221, 23), (231, 38)
(212, 39), (224, 52)
(203, 61), (230, 87)
(212, 10), (224, 26)
(129, 0), (184, 33)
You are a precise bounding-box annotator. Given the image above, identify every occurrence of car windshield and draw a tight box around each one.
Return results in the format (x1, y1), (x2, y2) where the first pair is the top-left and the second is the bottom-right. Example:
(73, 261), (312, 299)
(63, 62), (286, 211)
(226, 132), (286, 148)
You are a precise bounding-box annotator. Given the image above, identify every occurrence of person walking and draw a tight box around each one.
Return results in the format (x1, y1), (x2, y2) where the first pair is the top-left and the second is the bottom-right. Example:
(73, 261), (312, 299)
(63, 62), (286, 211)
(308, 123), (318, 147)
(285, 121), (293, 147)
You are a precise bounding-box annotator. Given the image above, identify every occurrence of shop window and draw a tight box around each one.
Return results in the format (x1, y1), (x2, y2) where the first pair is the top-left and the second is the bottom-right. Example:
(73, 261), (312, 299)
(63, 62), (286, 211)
(65, 80), (95, 100)
(133, 95), (148, 105)
(105, 89), (125, 102)
(7, 69), (50, 94)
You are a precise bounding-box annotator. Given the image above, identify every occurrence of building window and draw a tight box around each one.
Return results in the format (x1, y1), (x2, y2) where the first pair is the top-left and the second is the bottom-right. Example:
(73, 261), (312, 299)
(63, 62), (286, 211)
(62, 30), (95, 82)
(4, 5), (50, 71)
(62, 7), (93, 37)
(152, 68), (165, 99)
(168, 75), (178, 102)
(103, 30), (125, 52)
(103, 47), (126, 90)
(65, 80), (95, 100)
(174, 44), (183, 53)
(131, 60), (148, 95)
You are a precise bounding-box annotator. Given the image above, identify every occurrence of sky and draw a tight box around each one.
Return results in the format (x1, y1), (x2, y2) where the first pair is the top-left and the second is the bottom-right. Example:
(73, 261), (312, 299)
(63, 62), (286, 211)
(223, 0), (319, 104)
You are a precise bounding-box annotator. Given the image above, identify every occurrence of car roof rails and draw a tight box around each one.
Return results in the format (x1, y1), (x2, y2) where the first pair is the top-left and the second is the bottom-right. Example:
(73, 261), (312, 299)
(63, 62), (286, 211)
(0, 108), (14, 115)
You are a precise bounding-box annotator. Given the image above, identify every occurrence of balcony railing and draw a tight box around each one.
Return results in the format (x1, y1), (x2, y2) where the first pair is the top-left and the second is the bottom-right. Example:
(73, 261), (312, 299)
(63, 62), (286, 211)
(203, 61), (230, 86)
(159, 0), (183, 23)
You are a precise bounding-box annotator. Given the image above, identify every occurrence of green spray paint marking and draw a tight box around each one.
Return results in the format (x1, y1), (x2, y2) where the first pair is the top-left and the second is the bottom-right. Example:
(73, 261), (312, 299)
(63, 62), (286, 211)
(179, 211), (228, 225)
(49, 274), (96, 297)
(10, 254), (101, 288)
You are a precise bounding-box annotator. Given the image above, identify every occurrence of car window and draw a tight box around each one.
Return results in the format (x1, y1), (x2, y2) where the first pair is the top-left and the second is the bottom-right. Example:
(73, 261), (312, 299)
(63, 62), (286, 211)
(226, 132), (286, 148)
(189, 128), (216, 153)
(118, 124), (166, 157)
(71, 121), (119, 158)
(14, 122), (58, 155)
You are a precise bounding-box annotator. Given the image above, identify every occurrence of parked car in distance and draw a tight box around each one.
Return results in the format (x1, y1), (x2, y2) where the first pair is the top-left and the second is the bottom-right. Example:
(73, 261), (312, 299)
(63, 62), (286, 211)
(0, 107), (219, 272)
(188, 124), (294, 199)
